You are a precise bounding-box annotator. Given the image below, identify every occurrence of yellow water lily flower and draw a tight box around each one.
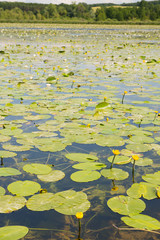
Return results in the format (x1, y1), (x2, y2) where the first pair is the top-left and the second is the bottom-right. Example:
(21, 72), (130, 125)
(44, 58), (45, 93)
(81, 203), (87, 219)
(76, 212), (83, 219)
(132, 155), (139, 161)
(112, 150), (120, 155)
(124, 91), (127, 94)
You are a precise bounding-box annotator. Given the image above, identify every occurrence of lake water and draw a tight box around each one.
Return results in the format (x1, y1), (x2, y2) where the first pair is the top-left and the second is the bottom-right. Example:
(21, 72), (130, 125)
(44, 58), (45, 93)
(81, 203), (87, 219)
(0, 24), (160, 240)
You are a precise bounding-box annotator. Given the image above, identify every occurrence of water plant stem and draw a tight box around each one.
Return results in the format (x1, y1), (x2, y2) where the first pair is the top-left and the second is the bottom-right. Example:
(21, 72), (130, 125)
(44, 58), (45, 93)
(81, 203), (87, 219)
(132, 160), (135, 183)
(78, 219), (81, 240)
(110, 155), (116, 169)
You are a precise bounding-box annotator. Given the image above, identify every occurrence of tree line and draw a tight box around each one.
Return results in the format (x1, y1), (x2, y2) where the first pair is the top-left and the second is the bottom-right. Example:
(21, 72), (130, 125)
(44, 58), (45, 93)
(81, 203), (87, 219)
(0, 0), (159, 22)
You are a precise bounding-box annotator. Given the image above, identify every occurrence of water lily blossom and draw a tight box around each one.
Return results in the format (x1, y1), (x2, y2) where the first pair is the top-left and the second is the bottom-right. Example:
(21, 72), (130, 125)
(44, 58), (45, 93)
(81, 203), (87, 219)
(112, 149), (120, 155)
(110, 149), (120, 169)
(76, 212), (83, 219)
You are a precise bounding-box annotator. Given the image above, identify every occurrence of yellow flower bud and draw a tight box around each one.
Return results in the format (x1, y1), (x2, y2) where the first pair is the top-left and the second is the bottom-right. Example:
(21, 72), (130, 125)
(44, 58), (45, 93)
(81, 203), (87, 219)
(156, 187), (160, 198)
(76, 212), (83, 219)
(124, 91), (127, 94)
(132, 155), (139, 161)
(155, 111), (158, 114)
(112, 150), (120, 155)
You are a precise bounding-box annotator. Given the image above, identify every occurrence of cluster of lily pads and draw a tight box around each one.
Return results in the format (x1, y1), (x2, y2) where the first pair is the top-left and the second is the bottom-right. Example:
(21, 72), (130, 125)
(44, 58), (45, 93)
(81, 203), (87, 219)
(0, 24), (160, 239)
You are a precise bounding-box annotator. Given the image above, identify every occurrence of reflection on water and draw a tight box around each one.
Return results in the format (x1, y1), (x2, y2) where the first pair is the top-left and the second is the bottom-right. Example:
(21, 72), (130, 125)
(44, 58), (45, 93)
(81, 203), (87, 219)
(0, 24), (160, 239)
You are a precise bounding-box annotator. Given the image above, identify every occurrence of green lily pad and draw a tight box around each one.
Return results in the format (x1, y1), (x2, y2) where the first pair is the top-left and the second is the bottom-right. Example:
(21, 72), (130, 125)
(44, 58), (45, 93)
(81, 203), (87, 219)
(23, 163), (52, 175)
(65, 153), (98, 162)
(0, 151), (17, 158)
(0, 187), (5, 196)
(127, 182), (157, 200)
(129, 135), (154, 144)
(0, 225), (29, 240)
(37, 170), (65, 182)
(107, 195), (146, 216)
(95, 102), (109, 109)
(121, 214), (160, 230)
(72, 162), (106, 170)
(26, 193), (56, 211)
(54, 190), (90, 215)
(71, 170), (101, 182)
(2, 144), (31, 152)
(7, 181), (41, 196)
(126, 144), (152, 152)
(108, 155), (131, 165)
(134, 157), (153, 166)
(0, 195), (26, 213)
(101, 168), (129, 180)
(0, 135), (11, 143)
(142, 171), (160, 185)
(0, 168), (21, 176)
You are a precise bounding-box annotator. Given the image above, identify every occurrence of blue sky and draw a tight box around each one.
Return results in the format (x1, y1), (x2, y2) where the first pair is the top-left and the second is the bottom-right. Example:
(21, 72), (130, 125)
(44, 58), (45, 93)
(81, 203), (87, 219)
(0, 0), (154, 4)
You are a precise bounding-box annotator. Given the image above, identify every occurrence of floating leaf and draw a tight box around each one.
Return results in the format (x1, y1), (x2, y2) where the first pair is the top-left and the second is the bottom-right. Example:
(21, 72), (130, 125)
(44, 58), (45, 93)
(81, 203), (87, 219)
(7, 181), (41, 196)
(0, 151), (17, 158)
(65, 153), (98, 162)
(0, 195), (26, 213)
(72, 162), (106, 171)
(127, 182), (157, 200)
(0, 168), (21, 177)
(0, 187), (5, 196)
(95, 102), (109, 109)
(54, 190), (90, 215)
(134, 157), (153, 166)
(126, 144), (152, 152)
(107, 195), (146, 216)
(71, 170), (101, 182)
(26, 193), (56, 211)
(23, 163), (52, 175)
(108, 155), (131, 165)
(46, 76), (56, 81)
(101, 168), (129, 180)
(142, 171), (160, 185)
(121, 214), (160, 230)
(37, 170), (65, 182)
(0, 225), (29, 240)
(2, 144), (31, 152)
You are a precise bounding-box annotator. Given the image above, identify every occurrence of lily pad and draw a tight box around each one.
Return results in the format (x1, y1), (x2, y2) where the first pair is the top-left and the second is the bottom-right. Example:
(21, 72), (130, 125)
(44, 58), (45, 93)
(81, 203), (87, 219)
(37, 170), (65, 182)
(23, 163), (52, 175)
(101, 168), (129, 180)
(0, 187), (5, 196)
(0, 225), (29, 240)
(107, 195), (146, 216)
(26, 193), (56, 211)
(7, 181), (41, 196)
(126, 144), (152, 152)
(0, 151), (17, 158)
(0, 195), (26, 213)
(72, 162), (106, 171)
(127, 182), (157, 200)
(0, 168), (21, 177)
(121, 214), (160, 230)
(65, 153), (98, 162)
(142, 171), (160, 185)
(108, 155), (131, 165)
(54, 190), (90, 215)
(71, 170), (101, 182)
(95, 102), (109, 109)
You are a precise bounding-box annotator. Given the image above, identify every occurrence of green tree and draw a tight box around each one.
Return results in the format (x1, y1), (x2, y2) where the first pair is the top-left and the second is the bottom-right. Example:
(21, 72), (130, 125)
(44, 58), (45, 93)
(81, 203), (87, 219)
(95, 7), (106, 21)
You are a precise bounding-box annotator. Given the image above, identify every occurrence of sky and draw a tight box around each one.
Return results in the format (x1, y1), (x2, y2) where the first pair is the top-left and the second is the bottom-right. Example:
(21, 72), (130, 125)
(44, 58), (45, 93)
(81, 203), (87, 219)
(0, 0), (154, 4)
